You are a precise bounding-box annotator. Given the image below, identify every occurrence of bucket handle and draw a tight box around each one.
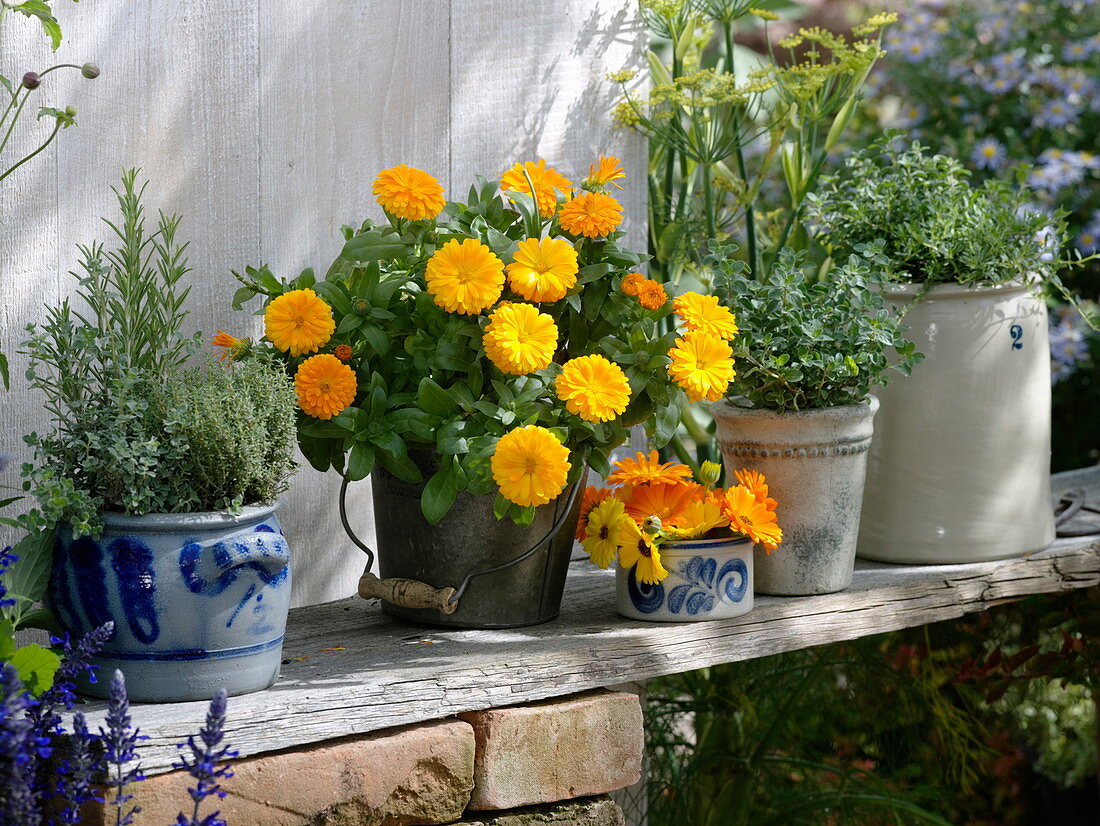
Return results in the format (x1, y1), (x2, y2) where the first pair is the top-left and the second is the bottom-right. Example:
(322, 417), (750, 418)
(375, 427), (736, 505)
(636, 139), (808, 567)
(339, 476), (583, 616)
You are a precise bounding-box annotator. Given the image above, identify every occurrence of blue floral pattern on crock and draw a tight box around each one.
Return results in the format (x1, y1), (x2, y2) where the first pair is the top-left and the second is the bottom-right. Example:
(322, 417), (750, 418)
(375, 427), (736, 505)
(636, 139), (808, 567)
(628, 555), (748, 615)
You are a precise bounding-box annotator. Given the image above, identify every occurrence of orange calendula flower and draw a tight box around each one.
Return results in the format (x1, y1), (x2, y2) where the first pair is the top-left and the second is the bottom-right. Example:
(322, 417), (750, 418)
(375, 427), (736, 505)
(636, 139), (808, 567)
(491, 425), (572, 508)
(722, 485), (783, 550)
(334, 344), (354, 363)
(506, 237), (579, 302)
(637, 280), (668, 310)
(211, 331), (250, 362)
(667, 331), (736, 403)
(617, 517), (669, 584)
(673, 292), (738, 340)
(425, 238), (506, 315)
(620, 273), (646, 296)
(607, 450), (694, 487)
(622, 483), (701, 529)
(483, 303), (558, 375)
(372, 164), (446, 222)
(265, 289), (336, 357)
(500, 160), (573, 218)
(576, 485), (614, 541)
(558, 192), (624, 238)
(733, 468), (777, 511)
(294, 354), (358, 420)
(665, 491), (730, 541)
(555, 355), (632, 423)
(583, 498), (627, 569)
(583, 156), (626, 192)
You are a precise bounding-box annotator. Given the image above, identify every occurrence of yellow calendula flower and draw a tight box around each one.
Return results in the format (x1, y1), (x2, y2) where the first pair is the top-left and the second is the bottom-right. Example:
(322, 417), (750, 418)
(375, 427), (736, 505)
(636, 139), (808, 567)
(500, 160), (573, 218)
(575, 485), (614, 541)
(583, 498), (627, 569)
(607, 450), (693, 487)
(211, 331), (251, 363)
(294, 354), (358, 420)
(722, 485), (783, 552)
(372, 164), (446, 222)
(491, 425), (572, 508)
(483, 303), (558, 375)
(265, 289), (335, 357)
(506, 237), (579, 302)
(673, 292), (738, 340)
(558, 192), (624, 238)
(637, 280), (668, 310)
(425, 238), (506, 315)
(582, 156), (626, 192)
(555, 354), (632, 423)
(665, 491), (730, 541)
(617, 517), (669, 585)
(667, 331), (736, 403)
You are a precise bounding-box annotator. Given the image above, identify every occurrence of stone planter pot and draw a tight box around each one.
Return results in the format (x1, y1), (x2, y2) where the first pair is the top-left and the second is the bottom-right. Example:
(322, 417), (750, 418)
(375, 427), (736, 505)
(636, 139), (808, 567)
(711, 397), (879, 595)
(50, 504), (292, 703)
(615, 535), (753, 621)
(371, 462), (585, 630)
(858, 281), (1055, 564)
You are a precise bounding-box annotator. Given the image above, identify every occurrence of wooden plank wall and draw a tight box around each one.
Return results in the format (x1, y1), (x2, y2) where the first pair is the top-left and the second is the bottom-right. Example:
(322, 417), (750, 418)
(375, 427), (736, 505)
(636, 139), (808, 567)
(0, 1), (646, 606)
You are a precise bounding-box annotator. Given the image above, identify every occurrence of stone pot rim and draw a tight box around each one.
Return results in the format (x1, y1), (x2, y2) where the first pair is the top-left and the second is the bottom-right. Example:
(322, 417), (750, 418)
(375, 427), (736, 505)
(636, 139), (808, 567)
(660, 534), (752, 556)
(876, 278), (1038, 302)
(712, 394), (879, 421)
(99, 502), (280, 533)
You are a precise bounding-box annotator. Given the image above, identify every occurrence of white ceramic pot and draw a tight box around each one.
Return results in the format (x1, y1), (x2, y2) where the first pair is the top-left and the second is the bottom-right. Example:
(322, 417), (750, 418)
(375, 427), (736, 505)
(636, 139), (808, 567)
(857, 281), (1055, 564)
(711, 397), (879, 595)
(615, 536), (753, 621)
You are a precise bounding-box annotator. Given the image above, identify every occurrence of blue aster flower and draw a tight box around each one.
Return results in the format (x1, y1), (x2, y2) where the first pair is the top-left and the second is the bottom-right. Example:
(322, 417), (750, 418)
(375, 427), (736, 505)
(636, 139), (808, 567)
(895, 102), (927, 128)
(1050, 311), (1092, 383)
(971, 138), (1007, 170)
(1076, 223), (1100, 255)
(1063, 39), (1092, 61)
(1033, 98), (1081, 129)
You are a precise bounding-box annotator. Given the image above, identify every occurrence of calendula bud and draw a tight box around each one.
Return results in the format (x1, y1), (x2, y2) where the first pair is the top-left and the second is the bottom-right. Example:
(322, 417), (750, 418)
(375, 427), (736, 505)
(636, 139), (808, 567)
(699, 461), (722, 487)
(643, 515), (663, 535)
(334, 344), (354, 363)
(352, 298), (371, 316)
(81, 63), (100, 79)
(21, 72), (40, 90)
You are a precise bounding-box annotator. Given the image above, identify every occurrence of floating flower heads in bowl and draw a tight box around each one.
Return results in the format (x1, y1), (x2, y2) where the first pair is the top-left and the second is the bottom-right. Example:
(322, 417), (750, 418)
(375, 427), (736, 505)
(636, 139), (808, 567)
(579, 452), (783, 622)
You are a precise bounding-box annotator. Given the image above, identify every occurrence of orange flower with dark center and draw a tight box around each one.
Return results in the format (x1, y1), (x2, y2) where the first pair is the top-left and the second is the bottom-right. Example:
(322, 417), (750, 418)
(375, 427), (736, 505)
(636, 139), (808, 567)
(575, 485), (614, 541)
(722, 485), (783, 551)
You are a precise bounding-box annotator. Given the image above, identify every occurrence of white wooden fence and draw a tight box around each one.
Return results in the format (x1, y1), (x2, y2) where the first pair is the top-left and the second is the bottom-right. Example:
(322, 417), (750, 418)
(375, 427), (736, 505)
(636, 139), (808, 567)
(0, 0), (646, 606)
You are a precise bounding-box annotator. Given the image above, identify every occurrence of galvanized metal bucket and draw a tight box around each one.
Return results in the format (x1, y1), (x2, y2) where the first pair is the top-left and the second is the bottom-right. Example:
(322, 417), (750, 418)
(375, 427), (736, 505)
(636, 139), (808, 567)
(364, 461), (585, 629)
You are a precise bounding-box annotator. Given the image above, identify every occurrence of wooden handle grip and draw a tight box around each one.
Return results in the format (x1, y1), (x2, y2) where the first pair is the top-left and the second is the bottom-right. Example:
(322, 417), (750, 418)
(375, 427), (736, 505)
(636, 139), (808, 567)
(357, 572), (459, 615)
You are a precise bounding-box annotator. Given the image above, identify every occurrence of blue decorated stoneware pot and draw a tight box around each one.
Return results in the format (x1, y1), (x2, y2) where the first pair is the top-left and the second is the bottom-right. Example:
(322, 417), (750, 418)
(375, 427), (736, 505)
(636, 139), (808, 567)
(49, 504), (291, 703)
(615, 536), (753, 622)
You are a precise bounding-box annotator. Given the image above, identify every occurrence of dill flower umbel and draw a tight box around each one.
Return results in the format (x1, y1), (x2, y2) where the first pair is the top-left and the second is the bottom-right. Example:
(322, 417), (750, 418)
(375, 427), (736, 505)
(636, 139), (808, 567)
(265, 289), (335, 357)
(620, 273), (646, 296)
(673, 292), (738, 340)
(617, 518), (669, 585)
(491, 425), (572, 507)
(372, 164), (446, 221)
(576, 485), (614, 541)
(559, 192), (624, 238)
(667, 331), (736, 403)
(555, 355), (632, 422)
(483, 303), (558, 375)
(211, 331), (251, 362)
(295, 354), (358, 420)
(500, 159), (573, 218)
(636, 280), (668, 311)
(582, 156), (626, 192)
(425, 238), (506, 315)
(506, 237), (579, 302)
(607, 451), (693, 487)
(583, 498), (627, 568)
(722, 485), (783, 552)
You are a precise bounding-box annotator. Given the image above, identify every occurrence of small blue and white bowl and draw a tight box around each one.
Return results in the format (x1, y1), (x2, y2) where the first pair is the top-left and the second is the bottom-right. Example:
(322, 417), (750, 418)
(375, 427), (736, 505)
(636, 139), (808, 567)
(615, 536), (753, 622)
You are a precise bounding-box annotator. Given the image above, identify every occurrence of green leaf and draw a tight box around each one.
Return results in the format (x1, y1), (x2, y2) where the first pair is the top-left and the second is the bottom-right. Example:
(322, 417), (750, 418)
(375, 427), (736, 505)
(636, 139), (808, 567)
(9, 644), (61, 695)
(298, 419), (349, 438)
(361, 324), (390, 356)
(2, 529), (54, 609)
(0, 350), (7, 390)
(347, 441), (376, 481)
(376, 450), (422, 484)
(339, 230), (408, 262)
(421, 467), (458, 524)
(416, 377), (460, 418)
(231, 285), (256, 311)
(16, 607), (59, 635)
(12, 1), (62, 50)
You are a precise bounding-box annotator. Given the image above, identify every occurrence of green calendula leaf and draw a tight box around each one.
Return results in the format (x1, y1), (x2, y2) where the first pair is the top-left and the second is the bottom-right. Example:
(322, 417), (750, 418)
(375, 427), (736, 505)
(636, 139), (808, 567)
(421, 466), (458, 525)
(0, 350), (8, 390)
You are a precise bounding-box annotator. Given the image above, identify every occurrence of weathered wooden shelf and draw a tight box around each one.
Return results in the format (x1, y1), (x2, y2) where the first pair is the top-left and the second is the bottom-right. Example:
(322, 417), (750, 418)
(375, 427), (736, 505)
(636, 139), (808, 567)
(78, 468), (1100, 775)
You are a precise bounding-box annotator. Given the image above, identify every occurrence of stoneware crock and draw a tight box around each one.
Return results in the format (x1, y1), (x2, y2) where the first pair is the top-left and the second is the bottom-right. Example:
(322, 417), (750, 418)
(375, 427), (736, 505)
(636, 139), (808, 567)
(50, 504), (291, 703)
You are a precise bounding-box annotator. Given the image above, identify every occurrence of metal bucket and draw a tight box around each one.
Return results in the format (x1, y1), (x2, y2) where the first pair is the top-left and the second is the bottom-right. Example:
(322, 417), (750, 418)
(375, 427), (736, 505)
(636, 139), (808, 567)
(370, 461), (585, 629)
(50, 505), (291, 702)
